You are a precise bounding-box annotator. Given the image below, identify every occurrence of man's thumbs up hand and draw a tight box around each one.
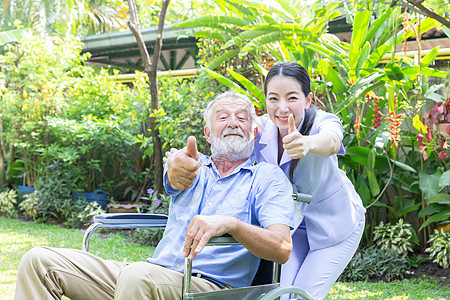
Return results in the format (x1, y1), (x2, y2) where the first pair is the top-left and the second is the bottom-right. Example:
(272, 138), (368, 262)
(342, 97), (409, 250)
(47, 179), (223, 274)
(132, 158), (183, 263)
(167, 136), (201, 190)
(186, 136), (199, 160)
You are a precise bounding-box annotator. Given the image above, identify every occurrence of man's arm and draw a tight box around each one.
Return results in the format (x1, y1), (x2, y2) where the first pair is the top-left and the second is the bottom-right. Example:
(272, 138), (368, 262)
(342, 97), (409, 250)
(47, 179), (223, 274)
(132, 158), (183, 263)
(182, 215), (292, 265)
(166, 136), (201, 190)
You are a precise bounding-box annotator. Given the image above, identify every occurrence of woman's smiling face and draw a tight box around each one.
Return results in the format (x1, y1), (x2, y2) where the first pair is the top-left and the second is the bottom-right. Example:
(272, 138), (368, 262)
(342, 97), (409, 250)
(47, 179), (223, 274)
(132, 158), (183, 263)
(265, 75), (312, 138)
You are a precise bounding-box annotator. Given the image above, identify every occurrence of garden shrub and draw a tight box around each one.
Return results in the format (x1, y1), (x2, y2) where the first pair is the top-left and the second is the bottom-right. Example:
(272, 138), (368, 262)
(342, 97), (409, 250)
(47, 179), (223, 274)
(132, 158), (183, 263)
(76, 202), (105, 226)
(340, 245), (409, 282)
(373, 219), (418, 256)
(29, 162), (105, 228)
(0, 189), (18, 216)
(19, 192), (38, 220)
(1, 34), (142, 196)
(65, 67), (134, 121)
(0, 35), (86, 186)
(44, 115), (135, 193)
(426, 229), (450, 269)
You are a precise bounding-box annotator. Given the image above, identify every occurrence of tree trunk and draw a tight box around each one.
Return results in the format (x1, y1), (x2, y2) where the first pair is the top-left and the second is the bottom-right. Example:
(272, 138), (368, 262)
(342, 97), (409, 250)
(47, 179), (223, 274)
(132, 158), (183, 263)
(127, 0), (170, 196)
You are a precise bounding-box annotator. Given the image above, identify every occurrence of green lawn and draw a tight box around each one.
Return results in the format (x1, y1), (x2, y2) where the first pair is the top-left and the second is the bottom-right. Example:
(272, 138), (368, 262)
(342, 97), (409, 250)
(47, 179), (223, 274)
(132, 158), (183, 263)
(1, 217), (448, 299)
(0, 216), (155, 299)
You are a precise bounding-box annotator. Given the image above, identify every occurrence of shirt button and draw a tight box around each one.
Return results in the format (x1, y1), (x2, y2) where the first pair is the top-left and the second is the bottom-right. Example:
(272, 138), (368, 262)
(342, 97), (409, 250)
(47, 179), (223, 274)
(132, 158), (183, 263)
(218, 181), (221, 184)
(208, 202), (212, 206)
(176, 264), (180, 269)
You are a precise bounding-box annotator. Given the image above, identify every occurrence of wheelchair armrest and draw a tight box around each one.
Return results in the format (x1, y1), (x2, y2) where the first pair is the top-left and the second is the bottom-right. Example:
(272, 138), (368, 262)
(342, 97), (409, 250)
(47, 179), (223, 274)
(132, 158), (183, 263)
(208, 233), (239, 245)
(82, 213), (168, 252)
(93, 213), (168, 227)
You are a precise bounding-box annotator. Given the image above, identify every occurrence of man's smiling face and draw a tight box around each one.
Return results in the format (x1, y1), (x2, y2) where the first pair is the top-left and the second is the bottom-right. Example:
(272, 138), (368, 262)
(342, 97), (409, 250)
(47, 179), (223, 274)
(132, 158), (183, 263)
(205, 96), (258, 160)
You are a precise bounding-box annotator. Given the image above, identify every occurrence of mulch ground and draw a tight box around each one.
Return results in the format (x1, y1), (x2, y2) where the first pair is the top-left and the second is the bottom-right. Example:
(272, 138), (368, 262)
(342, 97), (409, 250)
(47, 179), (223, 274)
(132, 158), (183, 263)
(407, 260), (449, 281)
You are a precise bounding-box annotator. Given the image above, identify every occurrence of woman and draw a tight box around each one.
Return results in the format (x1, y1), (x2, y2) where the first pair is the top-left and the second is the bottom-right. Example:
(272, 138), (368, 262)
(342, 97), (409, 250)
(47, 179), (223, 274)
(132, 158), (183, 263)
(254, 61), (365, 299)
(166, 62), (365, 299)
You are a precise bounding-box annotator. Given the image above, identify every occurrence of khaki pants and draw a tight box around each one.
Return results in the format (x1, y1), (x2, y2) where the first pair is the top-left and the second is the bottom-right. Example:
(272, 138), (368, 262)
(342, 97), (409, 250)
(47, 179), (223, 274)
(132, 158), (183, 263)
(15, 247), (226, 300)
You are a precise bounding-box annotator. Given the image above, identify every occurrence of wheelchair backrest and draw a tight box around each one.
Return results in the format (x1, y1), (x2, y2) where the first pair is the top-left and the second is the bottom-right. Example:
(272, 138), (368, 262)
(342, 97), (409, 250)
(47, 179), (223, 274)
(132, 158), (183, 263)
(251, 259), (278, 286)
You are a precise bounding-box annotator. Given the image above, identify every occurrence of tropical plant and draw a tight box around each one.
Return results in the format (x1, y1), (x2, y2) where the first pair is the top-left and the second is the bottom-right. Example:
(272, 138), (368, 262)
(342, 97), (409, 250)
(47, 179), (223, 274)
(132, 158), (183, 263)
(32, 162), (82, 225)
(0, 189), (18, 216)
(425, 228), (450, 268)
(0, 0), (128, 36)
(373, 219), (418, 256)
(65, 67), (134, 121)
(76, 202), (105, 226)
(0, 33), (150, 199)
(172, 0), (449, 249)
(415, 97), (450, 160)
(174, 0), (340, 110)
(391, 0), (450, 29)
(0, 27), (32, 45)
(19, 192), (38, 220)
(418, 169), (450, 230)
(147, 192), (170, 215)
(339, 245), (409, 282)
(135, 0), (219, 28)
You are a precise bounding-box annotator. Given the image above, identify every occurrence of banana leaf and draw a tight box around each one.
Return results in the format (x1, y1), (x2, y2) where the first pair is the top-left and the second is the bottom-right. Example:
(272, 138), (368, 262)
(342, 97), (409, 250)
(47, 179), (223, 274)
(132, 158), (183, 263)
(227, 68), (265, 106)
(203, 68), (264, 110)
(206, 49), (240, 71)
(421, 47), (439, 68)
(0, 28), (32, 45)
(349, 9), (371, 71)
(365, 7), (392, 44)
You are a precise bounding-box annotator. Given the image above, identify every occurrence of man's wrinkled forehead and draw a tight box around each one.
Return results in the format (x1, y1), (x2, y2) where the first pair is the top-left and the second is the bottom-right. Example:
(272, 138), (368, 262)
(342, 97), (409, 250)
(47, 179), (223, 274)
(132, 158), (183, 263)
(212, 97), (252, 115)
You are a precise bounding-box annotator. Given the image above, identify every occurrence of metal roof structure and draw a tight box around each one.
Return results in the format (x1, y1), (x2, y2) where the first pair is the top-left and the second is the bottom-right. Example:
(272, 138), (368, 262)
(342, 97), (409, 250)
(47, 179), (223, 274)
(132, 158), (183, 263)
(81, 26), (198, 72)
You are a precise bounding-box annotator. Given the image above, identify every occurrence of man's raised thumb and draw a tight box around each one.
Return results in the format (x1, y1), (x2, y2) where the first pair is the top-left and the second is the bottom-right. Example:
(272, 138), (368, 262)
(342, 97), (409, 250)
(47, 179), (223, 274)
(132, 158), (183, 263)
(288, 114), (296, 134)
(186, 136), (199, 159)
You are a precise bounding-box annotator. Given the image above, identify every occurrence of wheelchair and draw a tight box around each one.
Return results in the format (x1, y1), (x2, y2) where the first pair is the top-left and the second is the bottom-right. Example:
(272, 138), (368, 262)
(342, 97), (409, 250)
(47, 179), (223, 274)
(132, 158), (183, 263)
(82, 193), (314, 300)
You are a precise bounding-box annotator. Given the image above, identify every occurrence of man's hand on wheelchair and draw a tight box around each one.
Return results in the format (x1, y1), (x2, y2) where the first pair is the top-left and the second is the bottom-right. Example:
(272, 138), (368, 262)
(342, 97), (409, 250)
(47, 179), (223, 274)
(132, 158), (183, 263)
(182, 215), (234, 260)
(167, 136), (201, 191)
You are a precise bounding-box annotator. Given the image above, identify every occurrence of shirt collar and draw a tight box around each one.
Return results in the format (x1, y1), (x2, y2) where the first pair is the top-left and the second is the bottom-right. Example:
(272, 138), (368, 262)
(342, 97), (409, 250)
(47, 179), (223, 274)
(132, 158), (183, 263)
(200, 153), (255, 177)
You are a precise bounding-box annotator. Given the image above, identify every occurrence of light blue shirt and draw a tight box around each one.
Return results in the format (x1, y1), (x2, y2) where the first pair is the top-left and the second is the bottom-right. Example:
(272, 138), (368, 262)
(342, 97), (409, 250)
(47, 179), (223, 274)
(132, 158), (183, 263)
(254, 110), (366, 250)
(148, 154), (294, 288)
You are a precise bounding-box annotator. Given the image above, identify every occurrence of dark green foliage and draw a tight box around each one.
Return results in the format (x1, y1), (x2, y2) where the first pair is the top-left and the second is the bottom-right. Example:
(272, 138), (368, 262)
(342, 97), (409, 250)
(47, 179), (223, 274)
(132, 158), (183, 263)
(340, 245), (409, 282)
(23, 162), (104, 228)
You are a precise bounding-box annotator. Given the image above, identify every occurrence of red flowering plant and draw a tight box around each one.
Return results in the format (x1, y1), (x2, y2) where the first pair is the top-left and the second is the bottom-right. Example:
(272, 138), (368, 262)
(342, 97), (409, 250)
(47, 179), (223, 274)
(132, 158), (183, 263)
(415, 98), (450, 160)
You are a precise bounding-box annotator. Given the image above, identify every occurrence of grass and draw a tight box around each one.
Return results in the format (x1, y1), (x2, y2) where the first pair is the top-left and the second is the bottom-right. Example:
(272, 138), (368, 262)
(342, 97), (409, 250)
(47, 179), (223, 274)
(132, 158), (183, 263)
(1, 216), (448, 300)
(326, 279), (448, 299)
(0, 216), (155, 299)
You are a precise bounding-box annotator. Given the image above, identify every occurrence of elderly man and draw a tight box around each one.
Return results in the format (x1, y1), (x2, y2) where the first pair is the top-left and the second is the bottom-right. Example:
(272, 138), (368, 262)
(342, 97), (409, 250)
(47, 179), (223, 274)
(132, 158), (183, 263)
(15, 91), (294, 300)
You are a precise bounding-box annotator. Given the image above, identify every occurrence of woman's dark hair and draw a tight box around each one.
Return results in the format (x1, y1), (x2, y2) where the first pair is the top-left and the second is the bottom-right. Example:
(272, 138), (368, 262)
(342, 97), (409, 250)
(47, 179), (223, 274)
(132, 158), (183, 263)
(264, 62), (316, 182)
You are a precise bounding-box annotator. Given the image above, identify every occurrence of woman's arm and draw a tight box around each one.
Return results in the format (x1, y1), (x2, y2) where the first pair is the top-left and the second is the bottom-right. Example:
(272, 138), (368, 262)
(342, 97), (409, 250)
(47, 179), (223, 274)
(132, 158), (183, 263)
(282, 114), (341, 159)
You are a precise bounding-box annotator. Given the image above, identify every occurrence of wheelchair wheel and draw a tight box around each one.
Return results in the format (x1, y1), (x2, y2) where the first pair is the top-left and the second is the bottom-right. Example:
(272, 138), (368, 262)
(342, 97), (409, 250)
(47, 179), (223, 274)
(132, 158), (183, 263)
(258, 286), (314, 300)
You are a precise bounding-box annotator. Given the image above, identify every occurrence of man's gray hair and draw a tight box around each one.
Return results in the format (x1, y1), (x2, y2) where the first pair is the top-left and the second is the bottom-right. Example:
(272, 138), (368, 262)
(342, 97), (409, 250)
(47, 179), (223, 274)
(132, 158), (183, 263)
(204, 91), (257, 129)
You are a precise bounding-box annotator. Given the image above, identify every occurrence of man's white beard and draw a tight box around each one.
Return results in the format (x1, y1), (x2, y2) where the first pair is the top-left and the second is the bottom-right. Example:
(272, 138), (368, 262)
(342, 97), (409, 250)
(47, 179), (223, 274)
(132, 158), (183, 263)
(210, 127), (254, 161)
